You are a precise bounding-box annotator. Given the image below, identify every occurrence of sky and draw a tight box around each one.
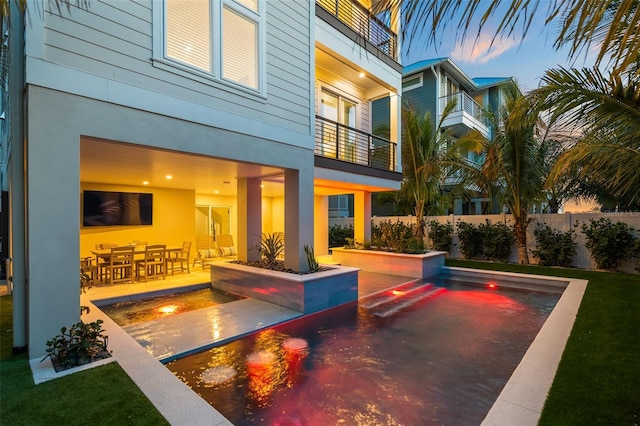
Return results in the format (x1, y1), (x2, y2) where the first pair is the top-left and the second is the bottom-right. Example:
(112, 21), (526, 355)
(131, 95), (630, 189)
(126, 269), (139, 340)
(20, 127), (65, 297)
(400, 10), (597, 93)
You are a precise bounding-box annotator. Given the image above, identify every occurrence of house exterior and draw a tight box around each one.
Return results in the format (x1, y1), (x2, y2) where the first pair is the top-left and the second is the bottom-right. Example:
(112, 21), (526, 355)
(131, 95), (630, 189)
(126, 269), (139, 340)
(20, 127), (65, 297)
(400, 57), (516, 215)
(1, 0), (402, 359)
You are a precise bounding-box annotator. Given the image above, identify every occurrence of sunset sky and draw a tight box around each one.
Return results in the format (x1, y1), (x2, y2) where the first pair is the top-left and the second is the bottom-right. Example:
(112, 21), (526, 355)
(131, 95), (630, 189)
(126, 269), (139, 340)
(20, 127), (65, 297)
(401, 11), (599, 93)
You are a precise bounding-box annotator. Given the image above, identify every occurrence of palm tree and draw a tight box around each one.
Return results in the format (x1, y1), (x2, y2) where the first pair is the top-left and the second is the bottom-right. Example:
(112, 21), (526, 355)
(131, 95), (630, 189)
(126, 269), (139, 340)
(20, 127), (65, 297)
(458, 83), (547, 264)
(401, 100), (461, 237)
(534, 65), (640, 206)
(376, 0), (640, 78)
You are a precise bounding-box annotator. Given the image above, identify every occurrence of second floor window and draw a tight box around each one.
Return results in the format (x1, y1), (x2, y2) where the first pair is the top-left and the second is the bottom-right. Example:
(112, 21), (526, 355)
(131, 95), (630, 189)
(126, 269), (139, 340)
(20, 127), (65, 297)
(163, 0), (262, 92)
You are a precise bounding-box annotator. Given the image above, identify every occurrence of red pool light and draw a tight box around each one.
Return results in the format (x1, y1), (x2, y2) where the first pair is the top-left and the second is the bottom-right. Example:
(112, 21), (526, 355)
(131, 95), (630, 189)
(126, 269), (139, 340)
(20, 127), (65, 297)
(487, 282), (498, 289)
(392, 290), (404, 296)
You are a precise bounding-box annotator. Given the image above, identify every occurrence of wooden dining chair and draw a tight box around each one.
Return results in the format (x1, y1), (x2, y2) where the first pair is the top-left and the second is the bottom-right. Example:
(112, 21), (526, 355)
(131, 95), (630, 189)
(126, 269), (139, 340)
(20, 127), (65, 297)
(135, 244), (166, 282)
(168, 241), (191, 275)
(106, 246), (135, 285)
(80, 257), (98, 287)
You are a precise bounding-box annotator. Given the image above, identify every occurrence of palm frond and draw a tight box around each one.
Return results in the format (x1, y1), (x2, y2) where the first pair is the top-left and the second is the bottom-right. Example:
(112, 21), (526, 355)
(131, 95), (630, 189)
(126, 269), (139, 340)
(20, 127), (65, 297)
(375, 0), (640, 78)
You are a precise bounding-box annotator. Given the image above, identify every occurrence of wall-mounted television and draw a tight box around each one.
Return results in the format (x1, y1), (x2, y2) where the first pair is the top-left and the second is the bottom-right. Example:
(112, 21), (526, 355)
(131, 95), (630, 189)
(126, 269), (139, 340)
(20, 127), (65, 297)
(82, 190), (153, 227)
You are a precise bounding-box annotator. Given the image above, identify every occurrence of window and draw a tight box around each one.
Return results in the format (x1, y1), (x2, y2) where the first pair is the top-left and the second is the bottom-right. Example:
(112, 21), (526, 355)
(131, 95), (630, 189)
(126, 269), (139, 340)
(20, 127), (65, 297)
(402, 74), (423, 91)
(160, 0), (263, 92)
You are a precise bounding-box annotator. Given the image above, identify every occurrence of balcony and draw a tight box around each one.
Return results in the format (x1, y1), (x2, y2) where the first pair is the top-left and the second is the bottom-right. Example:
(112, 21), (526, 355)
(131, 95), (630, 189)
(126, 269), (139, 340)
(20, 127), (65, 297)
(317, 0), (398, 61)
(315, 115), (397, 172)
(439, 92), (489, 138)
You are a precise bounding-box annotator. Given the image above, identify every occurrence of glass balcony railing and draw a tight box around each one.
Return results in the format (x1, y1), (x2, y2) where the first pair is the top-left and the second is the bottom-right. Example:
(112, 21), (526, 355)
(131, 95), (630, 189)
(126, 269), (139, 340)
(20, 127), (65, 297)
(439, 91), (485, 122)
(315, 115), (397, 172)
(317, 0), (398, 60)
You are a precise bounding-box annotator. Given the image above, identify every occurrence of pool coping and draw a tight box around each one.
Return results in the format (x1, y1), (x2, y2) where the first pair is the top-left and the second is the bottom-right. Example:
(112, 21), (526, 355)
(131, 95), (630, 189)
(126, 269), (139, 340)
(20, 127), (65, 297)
(476, 269), (588, 425)
(29, 268), (587, 426)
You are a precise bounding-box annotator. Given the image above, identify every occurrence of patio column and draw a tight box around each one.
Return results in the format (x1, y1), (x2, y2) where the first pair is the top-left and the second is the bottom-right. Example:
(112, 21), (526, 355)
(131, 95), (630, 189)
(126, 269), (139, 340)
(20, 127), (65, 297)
(237, 177), (262, 262)
(9, 0), (26, 352)
(354, 191), (371, 243)
(25, 88), (80, 360)
(284, 168), (314, 272)
(314, 195), (329, 256)
(389, 92), (402, 172)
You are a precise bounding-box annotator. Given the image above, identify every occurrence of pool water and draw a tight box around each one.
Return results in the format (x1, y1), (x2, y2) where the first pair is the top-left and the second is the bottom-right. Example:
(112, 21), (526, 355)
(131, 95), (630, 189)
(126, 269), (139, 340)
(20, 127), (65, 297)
(166, 282), (560, 425)
(97, 287), (244, 326)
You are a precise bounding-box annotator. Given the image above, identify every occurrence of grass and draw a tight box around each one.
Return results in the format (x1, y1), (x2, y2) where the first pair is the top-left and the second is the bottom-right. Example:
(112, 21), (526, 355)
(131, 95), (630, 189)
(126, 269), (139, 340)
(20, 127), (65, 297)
(0, 296), (169, 426)
(447, 260), (640, 425)
(2, 263), (639, 425)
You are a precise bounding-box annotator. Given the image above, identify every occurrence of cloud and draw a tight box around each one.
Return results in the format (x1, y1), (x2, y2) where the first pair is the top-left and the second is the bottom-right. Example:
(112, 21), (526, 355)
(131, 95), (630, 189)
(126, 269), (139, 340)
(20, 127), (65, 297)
(450, 32), (518, 64)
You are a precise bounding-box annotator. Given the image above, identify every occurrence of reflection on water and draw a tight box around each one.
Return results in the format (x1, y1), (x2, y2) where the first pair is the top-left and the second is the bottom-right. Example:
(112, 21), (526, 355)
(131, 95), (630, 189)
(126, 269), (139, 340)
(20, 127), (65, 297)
(98, 287), (244, 326)
(166, 282), (560, 425)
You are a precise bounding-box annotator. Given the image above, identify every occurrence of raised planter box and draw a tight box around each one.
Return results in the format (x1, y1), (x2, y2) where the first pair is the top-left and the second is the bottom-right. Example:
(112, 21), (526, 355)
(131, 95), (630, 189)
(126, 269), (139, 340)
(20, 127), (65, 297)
(210, 261), (359, 314)
(331, 247), (446, 279)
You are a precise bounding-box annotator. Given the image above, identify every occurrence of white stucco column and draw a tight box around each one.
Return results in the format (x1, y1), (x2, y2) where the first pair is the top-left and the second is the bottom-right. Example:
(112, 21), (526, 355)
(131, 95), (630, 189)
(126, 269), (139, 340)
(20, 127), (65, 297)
(237, 177), (262, 262)
(9, 137), (27, 351)
(354, 191), (372, 243)
(9, 0), (27, 352)
(314, 195), (329, 256)
(26, 89), (81, 359)
(284, 168), (314, 272)
(389, 92), (402, 173)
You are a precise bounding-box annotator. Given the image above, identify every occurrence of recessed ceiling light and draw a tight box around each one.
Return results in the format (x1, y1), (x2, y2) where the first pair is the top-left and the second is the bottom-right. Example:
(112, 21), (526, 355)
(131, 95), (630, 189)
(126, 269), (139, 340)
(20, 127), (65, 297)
(166, 175), (172, 180)
(214, 190), (219, 194)
(359, 72), (365, 78)
(142, 181), (149, 185)
(260, 184), (265, 188)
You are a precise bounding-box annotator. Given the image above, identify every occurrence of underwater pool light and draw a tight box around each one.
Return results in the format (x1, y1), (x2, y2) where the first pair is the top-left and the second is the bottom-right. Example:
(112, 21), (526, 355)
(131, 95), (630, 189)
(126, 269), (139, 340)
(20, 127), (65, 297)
(157, 305), (179, 314)
(487, 282), (498, 289)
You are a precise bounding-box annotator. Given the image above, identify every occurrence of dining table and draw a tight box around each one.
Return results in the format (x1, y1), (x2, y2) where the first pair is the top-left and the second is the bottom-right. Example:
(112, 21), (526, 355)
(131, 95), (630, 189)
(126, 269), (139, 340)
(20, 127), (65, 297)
(90, 245), (183, 282)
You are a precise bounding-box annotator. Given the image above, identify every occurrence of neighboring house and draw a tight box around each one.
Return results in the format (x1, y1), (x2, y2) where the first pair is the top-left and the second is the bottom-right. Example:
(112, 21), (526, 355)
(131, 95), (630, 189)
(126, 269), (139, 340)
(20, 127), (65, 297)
(400, 57), (516, 215)
(1, 0), (402, 359)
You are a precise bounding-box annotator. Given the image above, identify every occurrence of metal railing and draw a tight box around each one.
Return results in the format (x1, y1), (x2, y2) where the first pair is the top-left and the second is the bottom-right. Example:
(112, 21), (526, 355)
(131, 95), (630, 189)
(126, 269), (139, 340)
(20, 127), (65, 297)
(315, 115), (397, 171)
(439, 91), (484, 122)
(317, 0), (398, 60)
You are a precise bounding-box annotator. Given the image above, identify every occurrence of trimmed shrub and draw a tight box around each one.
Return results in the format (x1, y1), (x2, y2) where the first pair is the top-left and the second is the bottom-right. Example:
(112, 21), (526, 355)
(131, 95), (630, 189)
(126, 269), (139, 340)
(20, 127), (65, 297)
(581, 218), (636, 270)
(532, 223), (577, 267)
(427, 220), (454, 252)
(456, 221), (484, 259)
(329, 223), (354, 247)
(479, 220), (515, 262)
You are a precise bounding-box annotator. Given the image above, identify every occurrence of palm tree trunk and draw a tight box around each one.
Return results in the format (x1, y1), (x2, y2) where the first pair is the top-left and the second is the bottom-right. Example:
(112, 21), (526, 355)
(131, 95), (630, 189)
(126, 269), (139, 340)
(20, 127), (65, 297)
(513, 215), (530, 264)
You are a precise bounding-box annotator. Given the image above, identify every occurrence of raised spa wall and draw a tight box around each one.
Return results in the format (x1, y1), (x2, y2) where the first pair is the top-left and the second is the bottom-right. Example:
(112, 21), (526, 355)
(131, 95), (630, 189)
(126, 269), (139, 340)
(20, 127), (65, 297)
(331, 248), (446, 280)
(210, 262), (359, 314)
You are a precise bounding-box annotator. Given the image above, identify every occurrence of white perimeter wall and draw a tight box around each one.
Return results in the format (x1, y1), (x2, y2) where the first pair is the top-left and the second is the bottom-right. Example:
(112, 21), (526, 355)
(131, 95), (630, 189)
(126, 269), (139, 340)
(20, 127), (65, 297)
(331, 213), (640, 274)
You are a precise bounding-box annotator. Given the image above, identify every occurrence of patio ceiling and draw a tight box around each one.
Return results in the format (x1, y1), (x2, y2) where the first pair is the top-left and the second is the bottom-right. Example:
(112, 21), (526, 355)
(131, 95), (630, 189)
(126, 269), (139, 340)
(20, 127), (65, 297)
(80, 138), (285, 197)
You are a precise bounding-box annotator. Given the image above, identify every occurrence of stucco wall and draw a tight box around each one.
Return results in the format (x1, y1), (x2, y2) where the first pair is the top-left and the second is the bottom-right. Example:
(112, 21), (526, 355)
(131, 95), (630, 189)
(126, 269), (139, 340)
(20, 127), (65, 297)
(331, 213), (640, 273)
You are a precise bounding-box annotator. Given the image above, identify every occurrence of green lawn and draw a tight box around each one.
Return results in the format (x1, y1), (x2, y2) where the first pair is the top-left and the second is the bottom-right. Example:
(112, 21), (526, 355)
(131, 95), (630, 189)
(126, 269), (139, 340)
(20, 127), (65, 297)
(0, 296), (169, 426)
(2, 263), (639, 425)
(447, 260), (640, 425)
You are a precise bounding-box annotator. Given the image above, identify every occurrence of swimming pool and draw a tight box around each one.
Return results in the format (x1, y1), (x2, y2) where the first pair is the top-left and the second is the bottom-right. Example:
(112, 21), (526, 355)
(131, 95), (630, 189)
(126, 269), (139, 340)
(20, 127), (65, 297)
(166, 280), (561, 425)
(96, 286), (244, 326)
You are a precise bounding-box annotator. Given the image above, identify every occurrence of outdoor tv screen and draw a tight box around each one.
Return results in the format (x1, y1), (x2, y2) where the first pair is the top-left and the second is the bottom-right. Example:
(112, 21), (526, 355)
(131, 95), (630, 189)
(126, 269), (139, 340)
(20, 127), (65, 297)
(82, 191), (153, 227)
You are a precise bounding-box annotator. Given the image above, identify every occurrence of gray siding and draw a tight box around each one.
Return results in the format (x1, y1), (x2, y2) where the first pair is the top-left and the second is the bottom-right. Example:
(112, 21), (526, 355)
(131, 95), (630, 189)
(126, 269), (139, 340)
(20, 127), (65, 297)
(403, 71), (438, 127)
(40, 0), (312, 135)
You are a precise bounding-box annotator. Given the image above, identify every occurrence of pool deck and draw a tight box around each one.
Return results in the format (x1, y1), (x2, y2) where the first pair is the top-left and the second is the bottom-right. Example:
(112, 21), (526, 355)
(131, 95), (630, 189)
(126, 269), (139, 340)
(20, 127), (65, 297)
(29, 266), (586, 426)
